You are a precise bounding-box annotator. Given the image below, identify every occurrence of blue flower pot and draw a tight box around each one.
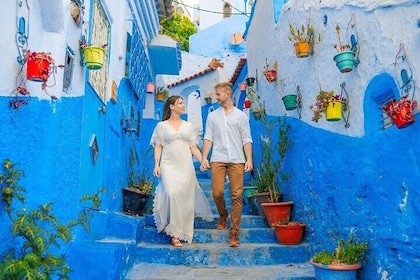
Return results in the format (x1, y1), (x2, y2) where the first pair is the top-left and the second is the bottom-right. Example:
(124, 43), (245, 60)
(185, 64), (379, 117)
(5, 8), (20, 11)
(282, 94), (298, 110)
(333, 50), (356, 73)
(310, 261), (361, 280)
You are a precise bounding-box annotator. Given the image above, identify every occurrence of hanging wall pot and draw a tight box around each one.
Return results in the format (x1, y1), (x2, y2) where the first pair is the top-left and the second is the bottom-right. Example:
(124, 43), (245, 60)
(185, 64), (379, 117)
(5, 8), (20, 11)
(382, 97), (416, 129)
(81, 46), (105, 70)
(282, 94), (298, 111)
(333, 50), (356, 73)
(325, 100), (343, 121)
(244, 100), (252, 109)
(146, 82), (156, 94)
(294, 41), (311, 58)
(246, 77), (255, 87)
(239, 82), (247, 91)
(26, 52), (54, 82)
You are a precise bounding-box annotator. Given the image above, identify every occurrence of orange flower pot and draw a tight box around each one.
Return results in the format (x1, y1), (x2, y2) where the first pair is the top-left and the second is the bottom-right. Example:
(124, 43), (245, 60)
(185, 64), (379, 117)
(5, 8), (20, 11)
(294, 41), (311, 58)
(274, 222), (305, 245)
(261, 201), (293, 228)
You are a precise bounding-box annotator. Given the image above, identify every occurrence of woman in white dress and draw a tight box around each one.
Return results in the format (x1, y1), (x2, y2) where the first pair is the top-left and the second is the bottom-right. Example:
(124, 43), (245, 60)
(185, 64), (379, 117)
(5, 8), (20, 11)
(151, 95), (213, 247)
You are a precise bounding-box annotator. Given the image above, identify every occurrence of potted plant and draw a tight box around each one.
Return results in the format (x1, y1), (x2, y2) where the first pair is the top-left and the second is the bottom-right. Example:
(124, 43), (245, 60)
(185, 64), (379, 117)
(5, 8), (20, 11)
(288, 20), (317, 58)
(262, 59), (277, 83)
(310, 236), (368, 280)
(246, 77), (255, 87)
(251, 107), (266, 121)
(310, 88), (348, 122)
(204, 93), (213, 104)
(275, 78), (298, 111)
(382, 95), (416, 129)
(273, 221), (306, 245)
(156, 86), (169, 102)
(0, 159), (105, 279)
(79, 38), (107, 70)
(122, 145), (155, 216)
(253, 117), (294, 227)
(333, 24), (356, 73)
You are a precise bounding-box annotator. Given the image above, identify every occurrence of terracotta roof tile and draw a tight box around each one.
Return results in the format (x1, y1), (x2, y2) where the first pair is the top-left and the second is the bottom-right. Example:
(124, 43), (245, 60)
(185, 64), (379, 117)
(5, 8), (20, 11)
(229, 58), (247, 85)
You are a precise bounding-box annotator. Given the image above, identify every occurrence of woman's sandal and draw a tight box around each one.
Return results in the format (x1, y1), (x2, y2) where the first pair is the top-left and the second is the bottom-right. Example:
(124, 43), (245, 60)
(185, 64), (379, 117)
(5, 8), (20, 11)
(171, 238), (183, 247)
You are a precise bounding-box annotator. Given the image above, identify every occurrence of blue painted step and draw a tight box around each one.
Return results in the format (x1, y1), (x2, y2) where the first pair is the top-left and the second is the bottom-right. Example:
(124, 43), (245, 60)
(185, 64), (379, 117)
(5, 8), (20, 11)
(135, 242), (312, 266)
(124, 262), (316, 280)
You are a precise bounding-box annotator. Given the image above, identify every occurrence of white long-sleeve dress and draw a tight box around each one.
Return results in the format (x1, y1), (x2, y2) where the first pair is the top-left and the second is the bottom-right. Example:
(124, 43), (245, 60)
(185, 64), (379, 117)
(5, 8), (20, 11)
(150, 120), (213, 243)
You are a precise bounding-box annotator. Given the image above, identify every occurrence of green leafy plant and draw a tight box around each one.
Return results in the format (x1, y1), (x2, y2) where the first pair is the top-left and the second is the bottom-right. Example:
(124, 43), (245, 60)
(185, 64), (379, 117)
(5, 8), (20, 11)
(160, 12), (197, 52)
(312, 236), (368, 265)
(128, 144), (155, 195)
(288, 22), (314, 43)
(254, 118), (293, 202)
(0, 159), (106, 280)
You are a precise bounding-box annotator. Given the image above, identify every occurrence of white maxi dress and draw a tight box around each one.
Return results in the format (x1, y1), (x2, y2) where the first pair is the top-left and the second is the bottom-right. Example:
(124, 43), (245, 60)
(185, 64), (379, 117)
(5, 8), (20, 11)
(150, 121), (213, 243)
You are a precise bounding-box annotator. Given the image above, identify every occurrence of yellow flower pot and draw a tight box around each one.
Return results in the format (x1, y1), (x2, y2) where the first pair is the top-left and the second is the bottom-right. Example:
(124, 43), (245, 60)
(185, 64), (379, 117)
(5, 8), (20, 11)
(325, 100), (343, 121)
(294, 41), (311, 58)
(82, 46), (105, 70)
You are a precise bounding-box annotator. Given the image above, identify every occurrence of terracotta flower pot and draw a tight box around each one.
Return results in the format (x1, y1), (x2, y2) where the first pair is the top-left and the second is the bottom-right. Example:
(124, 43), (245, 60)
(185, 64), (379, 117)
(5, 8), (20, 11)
(274, 222), (305, 245)
(261, 201), (293, 227)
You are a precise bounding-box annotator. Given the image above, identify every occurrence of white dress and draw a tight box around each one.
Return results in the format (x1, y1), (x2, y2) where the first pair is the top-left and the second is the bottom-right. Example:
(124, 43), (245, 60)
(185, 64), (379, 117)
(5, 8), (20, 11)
(150, 121), (213, 243)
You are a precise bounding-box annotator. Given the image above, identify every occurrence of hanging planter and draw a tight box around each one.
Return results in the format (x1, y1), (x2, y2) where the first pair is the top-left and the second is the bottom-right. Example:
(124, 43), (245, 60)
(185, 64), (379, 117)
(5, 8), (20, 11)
(81, 46), (105, 70)
(310, 83), (350, 128)
(26, 52), (54, 82)
(325, 100), (343, 121)
(382, 96), (416, 129)
(246, 77), (255, 86)
(252, 108), (265, 121)
(244, 99), (252, 109)
(282, 94), (298, 111)
(239, 82), (247, 92)
(293, 41), (311, 58)
(146, 82), (156, 94)
(204, 95), (213, 104)
(333, 50), (356, 73)
(274, 222), (305, 245)
(156, 86), (169, 102)
(333, 21), (360, 73)
(263, 59), (277, 83)
(288, 20), (317, 57)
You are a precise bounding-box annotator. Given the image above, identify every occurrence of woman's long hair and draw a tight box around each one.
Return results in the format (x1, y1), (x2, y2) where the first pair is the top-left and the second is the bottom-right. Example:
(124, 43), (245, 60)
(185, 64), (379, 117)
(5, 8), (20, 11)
(162, 95), (183, 121)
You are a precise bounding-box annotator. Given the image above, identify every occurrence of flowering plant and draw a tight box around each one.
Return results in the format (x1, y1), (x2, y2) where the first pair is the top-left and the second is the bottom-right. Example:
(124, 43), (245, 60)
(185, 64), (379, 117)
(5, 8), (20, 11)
(310, 89), (348, 122)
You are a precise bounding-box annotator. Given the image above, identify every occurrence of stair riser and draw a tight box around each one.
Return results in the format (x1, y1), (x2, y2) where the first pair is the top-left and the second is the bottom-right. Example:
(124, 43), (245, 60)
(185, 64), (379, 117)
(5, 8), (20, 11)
(136, 245), (312, 266)
(141, 227), (278, 244)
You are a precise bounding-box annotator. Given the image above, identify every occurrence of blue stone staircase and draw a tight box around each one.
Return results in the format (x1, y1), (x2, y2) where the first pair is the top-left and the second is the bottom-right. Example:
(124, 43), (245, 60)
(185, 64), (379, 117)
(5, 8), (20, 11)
(123, 176), (315, 279)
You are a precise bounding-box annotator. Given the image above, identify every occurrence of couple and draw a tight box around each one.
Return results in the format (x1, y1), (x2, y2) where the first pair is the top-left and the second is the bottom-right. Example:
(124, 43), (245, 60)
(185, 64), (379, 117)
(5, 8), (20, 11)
(150, 82), (253, 247)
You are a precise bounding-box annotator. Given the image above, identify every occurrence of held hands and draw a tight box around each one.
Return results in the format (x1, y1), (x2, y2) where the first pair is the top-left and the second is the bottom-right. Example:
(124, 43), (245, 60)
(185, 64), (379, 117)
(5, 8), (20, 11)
(200, 159), (210, 171)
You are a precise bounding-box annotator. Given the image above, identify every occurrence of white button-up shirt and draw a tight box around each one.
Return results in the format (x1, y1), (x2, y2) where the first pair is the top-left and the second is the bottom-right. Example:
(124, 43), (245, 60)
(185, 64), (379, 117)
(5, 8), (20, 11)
(204, 107), (253, 163)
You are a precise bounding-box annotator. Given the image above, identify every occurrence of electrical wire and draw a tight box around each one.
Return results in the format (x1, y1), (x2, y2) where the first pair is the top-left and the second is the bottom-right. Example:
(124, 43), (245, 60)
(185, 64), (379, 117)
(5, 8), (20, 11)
(172, 0), (249, 17)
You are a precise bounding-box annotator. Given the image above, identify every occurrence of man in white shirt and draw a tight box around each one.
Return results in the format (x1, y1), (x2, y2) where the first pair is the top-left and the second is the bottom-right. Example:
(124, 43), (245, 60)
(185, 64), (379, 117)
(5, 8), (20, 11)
(200, 82), (253, 247)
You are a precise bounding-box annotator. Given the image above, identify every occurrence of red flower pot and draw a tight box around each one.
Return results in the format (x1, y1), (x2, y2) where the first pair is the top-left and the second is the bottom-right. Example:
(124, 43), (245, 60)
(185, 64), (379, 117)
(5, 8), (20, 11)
(261, 201), (293, 228)
(382, 97), (416, 129)
(264, 70), (277, 83)
(274, 222), (305, 245)
(244, 100), (251, 108)
(26, 52), (54, 82)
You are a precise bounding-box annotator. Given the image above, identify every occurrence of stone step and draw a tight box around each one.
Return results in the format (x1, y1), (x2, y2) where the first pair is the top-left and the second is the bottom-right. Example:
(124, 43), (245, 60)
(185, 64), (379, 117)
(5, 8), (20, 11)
(124, 262), (316, 279)
(141, 227), (278, 244)
(144, 214), (269, 229)
(134, 242), (312, 266)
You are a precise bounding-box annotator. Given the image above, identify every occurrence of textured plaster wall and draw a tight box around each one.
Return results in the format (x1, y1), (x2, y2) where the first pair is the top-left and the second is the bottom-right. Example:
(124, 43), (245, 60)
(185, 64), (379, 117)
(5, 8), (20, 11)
(246, 0), (420, 279)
